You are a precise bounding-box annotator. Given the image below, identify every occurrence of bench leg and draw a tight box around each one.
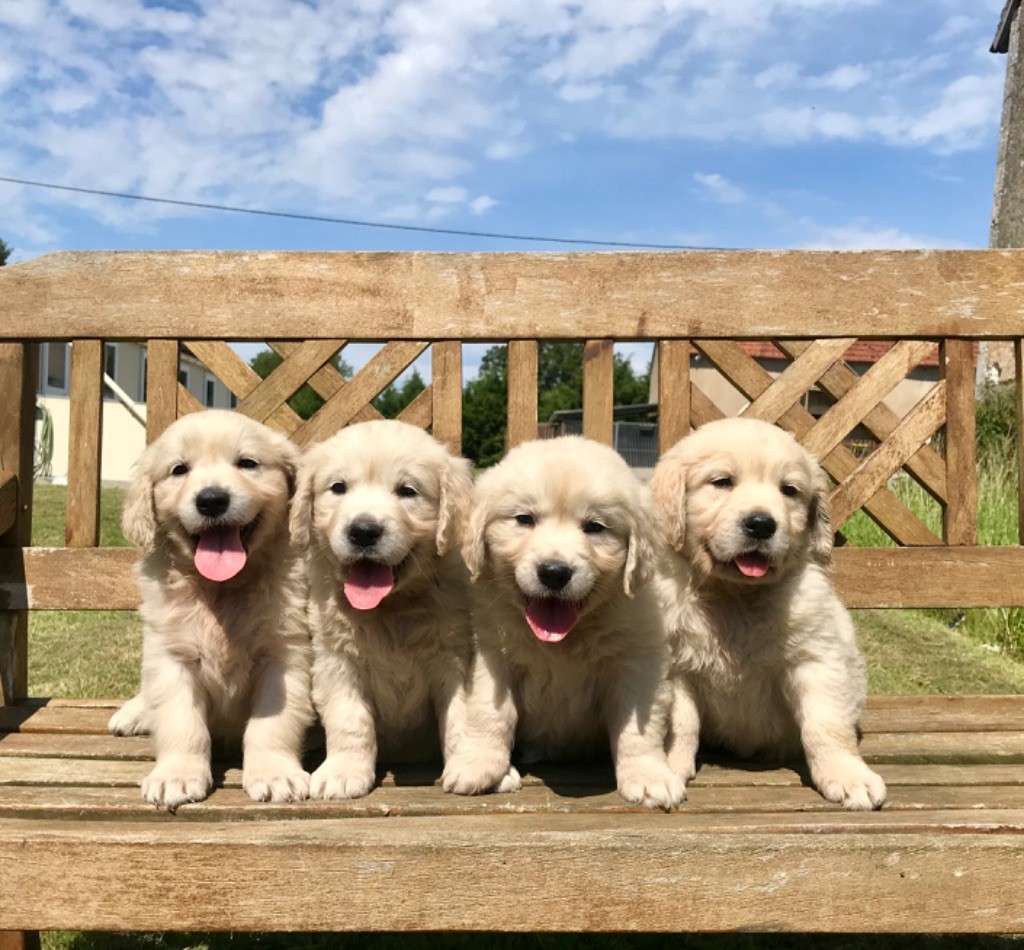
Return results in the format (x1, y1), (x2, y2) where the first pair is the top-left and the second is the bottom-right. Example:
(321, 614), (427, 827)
(0, 932), (40, 950)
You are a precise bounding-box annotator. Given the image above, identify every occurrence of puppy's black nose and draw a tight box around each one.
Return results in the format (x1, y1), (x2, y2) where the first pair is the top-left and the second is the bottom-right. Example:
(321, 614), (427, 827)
(194, 487), (230, 518)
(348, 519), (384, 548)
(743, 512), (777, 540)
(537, 560), (574, 592)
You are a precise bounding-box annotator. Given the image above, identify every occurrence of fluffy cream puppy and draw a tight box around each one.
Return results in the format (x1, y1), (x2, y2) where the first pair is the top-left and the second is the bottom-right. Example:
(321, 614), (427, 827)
(108, 410), (312, 809)
(442, 436), (685, 809)
(291, 420), (475, 799)
(650, 418), (886, 810)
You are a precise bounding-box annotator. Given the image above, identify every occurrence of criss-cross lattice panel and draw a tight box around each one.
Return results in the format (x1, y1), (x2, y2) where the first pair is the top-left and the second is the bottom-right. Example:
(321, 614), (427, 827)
(145, 339), (462, 452)
(656, 338), (977, 548)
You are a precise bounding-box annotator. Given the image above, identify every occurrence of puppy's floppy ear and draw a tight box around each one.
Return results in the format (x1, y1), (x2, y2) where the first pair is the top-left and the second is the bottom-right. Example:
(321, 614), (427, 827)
(461, 498), (488, 582)
(436, 455), (474, 556)
(122, 456), (157, 551)
(275, 434), (301, 499)
(807, 463), (834, 565)
(648, 454), (687, 551)
(624, 491), (659, 597)
(288, 448), (318, 548)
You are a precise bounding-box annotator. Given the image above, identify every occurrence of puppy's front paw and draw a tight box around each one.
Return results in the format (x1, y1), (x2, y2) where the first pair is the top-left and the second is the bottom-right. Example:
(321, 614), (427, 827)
(441, 749), (514, 796)
(108, 696), (150, 737)
(243, 753), (310, 803)
(617, 755), (687, 809)
(142, 755), (212, 809)
(310, 754), (376, 800)
(666, 746), (698, 784)
(813, 755), (887, 811)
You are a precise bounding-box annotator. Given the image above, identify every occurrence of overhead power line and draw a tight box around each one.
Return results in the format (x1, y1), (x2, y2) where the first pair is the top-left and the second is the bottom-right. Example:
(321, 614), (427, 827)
(0, 175), (731, 251)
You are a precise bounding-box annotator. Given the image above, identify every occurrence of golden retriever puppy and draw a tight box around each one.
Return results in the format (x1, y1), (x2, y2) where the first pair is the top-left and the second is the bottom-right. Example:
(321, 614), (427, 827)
(650, 418), (886, 810)
(442, 436), (685, 809)
(108, 410), (313, 809)
(291, 420), (474, 799)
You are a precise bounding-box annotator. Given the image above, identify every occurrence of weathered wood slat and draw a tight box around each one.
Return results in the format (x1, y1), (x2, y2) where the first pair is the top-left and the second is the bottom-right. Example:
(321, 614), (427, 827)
(742, 338), (856, 423)
(0, 475), (15, 542)
(656, 341), (690, 454)
(828, 382), (947, 527)
(183, 340), (300, 434)
(293, 342), (428, 447)
(942, 339), (979, 546)
(0, 343), (37, 706)
(2, 813), (1024, 932)
(582, 339), (614, 445)
(801, 341), (938, 459)
(65, 340), (103, 548)
(690, 381), (726, 427)
(234, 339), (342, 424)
(176, 382), (203, 416)
(431, 342), (462, 453)
(0, 548), (138, 610)
(507, 341), (538, 449)
(144, 340), (178, 443)
(395, 385), (433, 430)
(776, 339), (948, 503)
(5, 250), (1024, 340)
(692, 340), (941, 544)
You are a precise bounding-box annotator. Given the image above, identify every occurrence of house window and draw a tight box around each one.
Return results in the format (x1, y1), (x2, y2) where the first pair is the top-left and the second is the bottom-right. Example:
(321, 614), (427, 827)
(230, 393), (238, 409)
(44, 343), (69, 392)
(103, 343), (118, 399)
(205, 378), (216, 408)
(178, 368), (190, 389)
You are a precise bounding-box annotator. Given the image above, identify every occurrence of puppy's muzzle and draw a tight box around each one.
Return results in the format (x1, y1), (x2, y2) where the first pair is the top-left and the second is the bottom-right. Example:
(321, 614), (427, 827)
(195, 487), (231, 519)
(536, 560), (574, 593)
(347, 518), (385, 549)
(742, 511), (777, 541)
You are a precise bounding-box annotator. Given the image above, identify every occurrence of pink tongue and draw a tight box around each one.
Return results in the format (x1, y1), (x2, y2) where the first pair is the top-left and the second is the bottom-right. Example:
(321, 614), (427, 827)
(735, 553), (771, 578)
(525, 599), (579, 643)
(344, 560), (396, 610)
(194, 526), (247, 582)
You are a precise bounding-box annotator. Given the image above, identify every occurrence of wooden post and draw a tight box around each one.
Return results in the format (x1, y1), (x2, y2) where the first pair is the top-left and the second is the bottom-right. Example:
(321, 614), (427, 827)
(0, 342), (38, 707)
(657, 340), (691, 455)
(145, 340), (179, 443)
(941, 340), (978, 546)
(582, 339), (614, 445)
(991, 0), (1024, 247)
(507, 341), (538, 449)
(66, 341), (104, 547)
(431, 342), (462, 455)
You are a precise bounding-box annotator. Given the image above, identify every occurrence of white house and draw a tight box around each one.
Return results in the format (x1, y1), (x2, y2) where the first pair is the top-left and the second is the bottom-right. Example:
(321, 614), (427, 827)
(36, 342), (237, 484)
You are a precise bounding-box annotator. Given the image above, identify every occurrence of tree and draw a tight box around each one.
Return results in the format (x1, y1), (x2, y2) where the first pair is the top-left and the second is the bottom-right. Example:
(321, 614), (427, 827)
(0, 239), (12, 267)
(374, 368), (426, 418)
(249, 348), (352, 420)
(461, 342), (651, 467)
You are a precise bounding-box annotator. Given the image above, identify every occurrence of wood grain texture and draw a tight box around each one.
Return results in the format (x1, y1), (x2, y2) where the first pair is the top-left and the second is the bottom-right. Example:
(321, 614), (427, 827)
(5, 250), (1024, 340)
(395, 385), (433, 430)
(144, 340), (178, 443)
(0, 931), (39, 950)
(507, 341), (538, 449)
(656, 341), (690, 454)
(431, 342), (462, 453)
(176, 382), (203, 416)
(742, 338), (856, 423)
(0, 548), (138, 610)
(828, 382), (947, 527)
(776, 339), (948, 503)
(942, 339), (979, 546)
(801, 340), (938, 459)
(2, 814), (1024, 932)
(65, 340), (104, 548)
(582, 340), (614, 445)
(0, 475), (15, 541)
(0, 343), (37, 706)
(690, 381), (726, 427)
(692, 340), (941, 544)
(293, 342), (428, 447)
(233, 339), (342, 424)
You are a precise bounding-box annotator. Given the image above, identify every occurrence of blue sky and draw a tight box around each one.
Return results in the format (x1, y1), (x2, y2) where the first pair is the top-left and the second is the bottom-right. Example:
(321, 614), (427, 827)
(0, 0), (1011, 375)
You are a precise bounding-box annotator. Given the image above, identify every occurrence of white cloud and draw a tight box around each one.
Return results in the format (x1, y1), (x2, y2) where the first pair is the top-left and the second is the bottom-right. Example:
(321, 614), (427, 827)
(799, 224), (964, 250)
(693, 172), (745, 205)
(427, 186), (470, 204)
(470, 195), (498, 214)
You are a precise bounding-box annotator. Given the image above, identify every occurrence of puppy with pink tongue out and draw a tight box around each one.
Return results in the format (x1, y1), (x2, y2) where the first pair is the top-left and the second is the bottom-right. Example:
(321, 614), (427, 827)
(292, 421), (475, 800)
(442, 437), (685, 810)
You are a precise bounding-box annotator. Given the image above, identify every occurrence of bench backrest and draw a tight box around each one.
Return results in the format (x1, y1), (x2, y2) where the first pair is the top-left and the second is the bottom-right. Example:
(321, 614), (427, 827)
(2, 249), (1023, 700)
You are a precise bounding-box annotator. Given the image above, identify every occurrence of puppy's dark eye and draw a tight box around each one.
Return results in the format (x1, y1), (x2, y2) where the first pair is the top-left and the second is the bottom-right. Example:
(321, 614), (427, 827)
(711, 476), (733, 490)
(582, 520), (607, 535)
(396, 484), (418, 499)
(780, 484), (799, 498)
(330, 481), (347, 495)
(171, 462), (189, 477)
(236, 457), (259, 470)
(514, 513), (535, 527)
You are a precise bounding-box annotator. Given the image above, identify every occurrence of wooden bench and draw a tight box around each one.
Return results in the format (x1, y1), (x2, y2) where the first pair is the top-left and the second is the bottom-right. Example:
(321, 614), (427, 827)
(2, 249), (1024, 941)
